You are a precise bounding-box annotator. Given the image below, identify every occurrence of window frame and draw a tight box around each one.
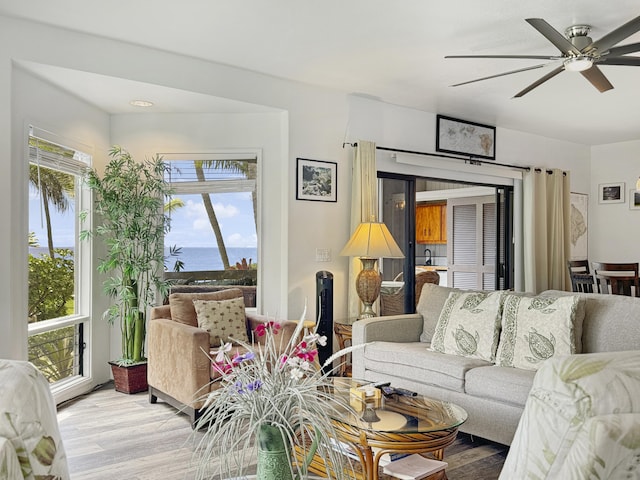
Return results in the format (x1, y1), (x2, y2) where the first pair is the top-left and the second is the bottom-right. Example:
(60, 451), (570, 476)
(27, 126), (93, 397)
(160, 149), (262, 310)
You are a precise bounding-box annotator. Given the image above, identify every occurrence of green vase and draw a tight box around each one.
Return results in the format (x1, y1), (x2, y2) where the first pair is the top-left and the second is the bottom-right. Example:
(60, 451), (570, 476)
(256, 424), (293, 480)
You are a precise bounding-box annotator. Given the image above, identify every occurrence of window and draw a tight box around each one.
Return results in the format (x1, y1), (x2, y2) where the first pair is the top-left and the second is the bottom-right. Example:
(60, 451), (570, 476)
(163, 153), (259, 305)
(28, 128), (91, 385)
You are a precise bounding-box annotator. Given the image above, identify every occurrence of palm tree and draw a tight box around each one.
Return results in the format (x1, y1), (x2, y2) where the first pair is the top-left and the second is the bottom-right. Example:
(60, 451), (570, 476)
(193, 159), (257, 270)
(29, 165), (75, 258)
(29, 135), (76, 259)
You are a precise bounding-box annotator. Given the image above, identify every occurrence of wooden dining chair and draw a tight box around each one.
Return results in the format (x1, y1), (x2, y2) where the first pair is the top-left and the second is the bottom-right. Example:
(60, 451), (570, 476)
(567, 260), (594, 293)
(591, 262), (640, 297)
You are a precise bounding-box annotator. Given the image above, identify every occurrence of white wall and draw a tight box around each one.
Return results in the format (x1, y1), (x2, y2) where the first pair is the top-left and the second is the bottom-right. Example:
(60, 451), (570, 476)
(347, 96), (591, 193)
(590, 140), (640, 264)
(9, 65), (112, 384)
(0, 15), (353, 367)
(110, 112), (286, 316)
(2, 14), (637, 376)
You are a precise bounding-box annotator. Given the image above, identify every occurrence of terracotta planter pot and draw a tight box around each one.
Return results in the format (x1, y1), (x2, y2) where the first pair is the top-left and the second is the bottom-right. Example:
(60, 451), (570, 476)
(109, 361), (148, 394)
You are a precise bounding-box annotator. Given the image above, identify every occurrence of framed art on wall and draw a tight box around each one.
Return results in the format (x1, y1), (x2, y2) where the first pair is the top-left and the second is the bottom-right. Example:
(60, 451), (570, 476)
(436, 114), (496, 160)
(570, 192), (588, 260)
(598, 182), (625, 204)
(630, 189), (640, 210)
(296, 158), (337, 202)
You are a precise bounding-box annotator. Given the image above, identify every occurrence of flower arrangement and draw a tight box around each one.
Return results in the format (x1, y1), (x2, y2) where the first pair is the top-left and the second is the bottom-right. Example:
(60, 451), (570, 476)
(193, 314), (364, 480)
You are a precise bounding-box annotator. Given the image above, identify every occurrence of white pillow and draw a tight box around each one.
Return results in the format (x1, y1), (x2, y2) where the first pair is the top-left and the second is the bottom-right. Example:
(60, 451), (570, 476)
(430, 291), (505, 362)
(193, 296), (248, 346)
(495, 294), (583, 371)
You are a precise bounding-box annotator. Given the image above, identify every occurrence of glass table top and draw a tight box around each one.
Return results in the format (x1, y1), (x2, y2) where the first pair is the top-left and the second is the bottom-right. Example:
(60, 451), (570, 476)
(327, 378), (467, 434)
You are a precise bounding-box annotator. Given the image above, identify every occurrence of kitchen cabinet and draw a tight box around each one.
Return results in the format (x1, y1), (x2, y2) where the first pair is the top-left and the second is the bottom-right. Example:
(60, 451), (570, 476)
(416, 203), (447, 244)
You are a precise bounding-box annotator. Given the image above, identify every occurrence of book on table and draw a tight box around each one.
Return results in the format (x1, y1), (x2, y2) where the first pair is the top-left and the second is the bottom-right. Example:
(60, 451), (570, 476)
(381, 454), (447, 480)
(371, 447), (410, 467)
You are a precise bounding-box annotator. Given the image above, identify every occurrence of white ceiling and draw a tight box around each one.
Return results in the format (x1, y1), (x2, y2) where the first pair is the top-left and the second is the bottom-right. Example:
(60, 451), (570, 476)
(2, 0), (640, 145)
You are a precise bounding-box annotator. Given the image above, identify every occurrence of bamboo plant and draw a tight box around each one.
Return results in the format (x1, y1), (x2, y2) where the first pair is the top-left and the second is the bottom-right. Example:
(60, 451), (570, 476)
(80, 146), (173, 365)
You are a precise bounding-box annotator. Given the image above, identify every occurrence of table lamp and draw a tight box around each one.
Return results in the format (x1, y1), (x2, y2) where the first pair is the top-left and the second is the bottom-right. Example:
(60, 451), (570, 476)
(340, 222), (404, 318)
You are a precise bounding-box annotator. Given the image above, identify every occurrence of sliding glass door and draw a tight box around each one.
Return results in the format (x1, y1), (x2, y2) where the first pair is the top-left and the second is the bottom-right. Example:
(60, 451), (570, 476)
(378, 174), (415, 315)
(379, 173), (514, 315)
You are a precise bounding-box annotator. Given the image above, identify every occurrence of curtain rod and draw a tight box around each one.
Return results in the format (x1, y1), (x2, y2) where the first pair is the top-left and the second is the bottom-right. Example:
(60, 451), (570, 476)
(342, 142), (530, 171)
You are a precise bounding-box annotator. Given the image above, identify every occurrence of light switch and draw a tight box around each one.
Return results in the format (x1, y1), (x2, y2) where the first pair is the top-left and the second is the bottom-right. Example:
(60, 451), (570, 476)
(315, 248), (331, 262)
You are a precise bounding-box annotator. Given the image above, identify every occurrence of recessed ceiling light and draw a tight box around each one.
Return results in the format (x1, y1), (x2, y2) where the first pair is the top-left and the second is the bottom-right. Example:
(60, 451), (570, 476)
(129, 100), (154, 107)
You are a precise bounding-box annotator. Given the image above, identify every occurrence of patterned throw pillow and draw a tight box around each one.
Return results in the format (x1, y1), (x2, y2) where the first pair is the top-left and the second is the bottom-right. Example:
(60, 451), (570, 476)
(193, 297), (249, 346)
(430, 291), (505, 361)
(495, 294), (582, 371)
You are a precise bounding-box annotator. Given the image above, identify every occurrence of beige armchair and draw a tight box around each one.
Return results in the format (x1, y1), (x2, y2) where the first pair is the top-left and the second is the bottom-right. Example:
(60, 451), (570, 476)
(148, 287), (298, 426)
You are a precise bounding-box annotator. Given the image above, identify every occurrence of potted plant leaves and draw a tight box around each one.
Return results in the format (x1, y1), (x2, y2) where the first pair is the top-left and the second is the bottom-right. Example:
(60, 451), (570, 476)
(80, 146), (173, 393)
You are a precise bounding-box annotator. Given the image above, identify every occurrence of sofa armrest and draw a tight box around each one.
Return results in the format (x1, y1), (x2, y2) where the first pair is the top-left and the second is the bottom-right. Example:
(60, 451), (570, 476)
(147, 317), (211, 408)
(150, 304), (171, 320)
(352, 314), (424, 345)
(352, 314), (423, 380)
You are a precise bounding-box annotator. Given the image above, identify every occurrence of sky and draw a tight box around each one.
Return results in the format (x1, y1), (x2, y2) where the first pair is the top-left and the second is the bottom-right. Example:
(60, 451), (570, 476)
(29, 188), (257, 250)
(164, 192), (257, 249)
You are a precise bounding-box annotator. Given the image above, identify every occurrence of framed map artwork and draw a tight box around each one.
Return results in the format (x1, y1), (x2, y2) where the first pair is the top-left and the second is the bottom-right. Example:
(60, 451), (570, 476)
(570, 192), (588, 260)
(436, 115), (496, 160)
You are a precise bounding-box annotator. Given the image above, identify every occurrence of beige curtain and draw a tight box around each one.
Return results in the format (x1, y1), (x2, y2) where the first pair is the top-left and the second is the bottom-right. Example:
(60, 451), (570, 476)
(347, 140), (378, 318)
(523, 168), (571, 293)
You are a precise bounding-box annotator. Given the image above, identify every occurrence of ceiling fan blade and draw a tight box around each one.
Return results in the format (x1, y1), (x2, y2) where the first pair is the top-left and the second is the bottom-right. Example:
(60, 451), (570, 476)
(445, 54), (559, 60)
(580, 65), (614, 92)
(586, 15), (640, 55)
(450, 63), (549, 87)
(605, 42), (640, 57)
(526, 18), (581, 55)
(513, 65), (564, 98)
(598, 56), (640, 66)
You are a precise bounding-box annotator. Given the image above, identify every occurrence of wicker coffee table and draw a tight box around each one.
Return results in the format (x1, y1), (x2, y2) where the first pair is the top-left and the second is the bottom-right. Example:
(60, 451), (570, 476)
(307, 379), (467, 480)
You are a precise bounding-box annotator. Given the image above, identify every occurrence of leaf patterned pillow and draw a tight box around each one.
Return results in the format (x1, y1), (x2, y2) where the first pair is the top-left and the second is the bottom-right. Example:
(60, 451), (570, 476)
(193, 297), (248, 346)
(495, 294), (581, 371)
(430, 291), (506, 362)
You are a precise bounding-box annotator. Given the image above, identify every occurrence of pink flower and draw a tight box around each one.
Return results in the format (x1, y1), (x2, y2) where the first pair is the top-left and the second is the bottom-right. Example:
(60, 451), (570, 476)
(297, 349), (317, 362)
(212, 361), (233, 375)
(255, 321), (281, 337)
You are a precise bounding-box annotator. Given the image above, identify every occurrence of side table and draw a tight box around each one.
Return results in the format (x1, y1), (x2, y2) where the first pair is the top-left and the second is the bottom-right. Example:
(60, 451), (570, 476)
(334, 318), (357, 376)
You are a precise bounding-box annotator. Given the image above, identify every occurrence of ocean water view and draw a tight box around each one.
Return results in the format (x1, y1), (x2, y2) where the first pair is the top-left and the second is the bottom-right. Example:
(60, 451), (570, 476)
(165, 247), (257, 271)
(30, 246), (257, 272)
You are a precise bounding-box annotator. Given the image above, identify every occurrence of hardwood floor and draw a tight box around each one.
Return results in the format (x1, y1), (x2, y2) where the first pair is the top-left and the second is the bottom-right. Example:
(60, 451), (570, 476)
(57, 383), (508, 479)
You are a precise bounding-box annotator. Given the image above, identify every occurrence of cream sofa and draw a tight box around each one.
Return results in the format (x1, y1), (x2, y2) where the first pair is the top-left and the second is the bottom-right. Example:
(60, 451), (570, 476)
(500, 350), (640, 478)
(352, 283), (640, 446)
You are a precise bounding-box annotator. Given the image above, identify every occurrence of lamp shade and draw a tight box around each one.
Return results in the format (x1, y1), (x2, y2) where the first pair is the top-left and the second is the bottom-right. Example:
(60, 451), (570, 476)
(340, 222), (404, 259)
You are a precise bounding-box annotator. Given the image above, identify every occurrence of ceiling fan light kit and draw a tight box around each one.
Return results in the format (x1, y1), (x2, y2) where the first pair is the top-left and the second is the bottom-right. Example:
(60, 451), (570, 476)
(446, 15), (640, 97)
(564, 56), (593, 72)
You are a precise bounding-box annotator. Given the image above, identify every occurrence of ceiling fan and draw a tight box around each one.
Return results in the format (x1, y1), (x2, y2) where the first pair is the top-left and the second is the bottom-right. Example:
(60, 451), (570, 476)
(446, 15), (640, 97)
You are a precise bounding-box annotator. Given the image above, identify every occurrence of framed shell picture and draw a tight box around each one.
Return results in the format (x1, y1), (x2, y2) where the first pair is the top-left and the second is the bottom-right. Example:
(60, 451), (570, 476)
(296, 158), (337, 202)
